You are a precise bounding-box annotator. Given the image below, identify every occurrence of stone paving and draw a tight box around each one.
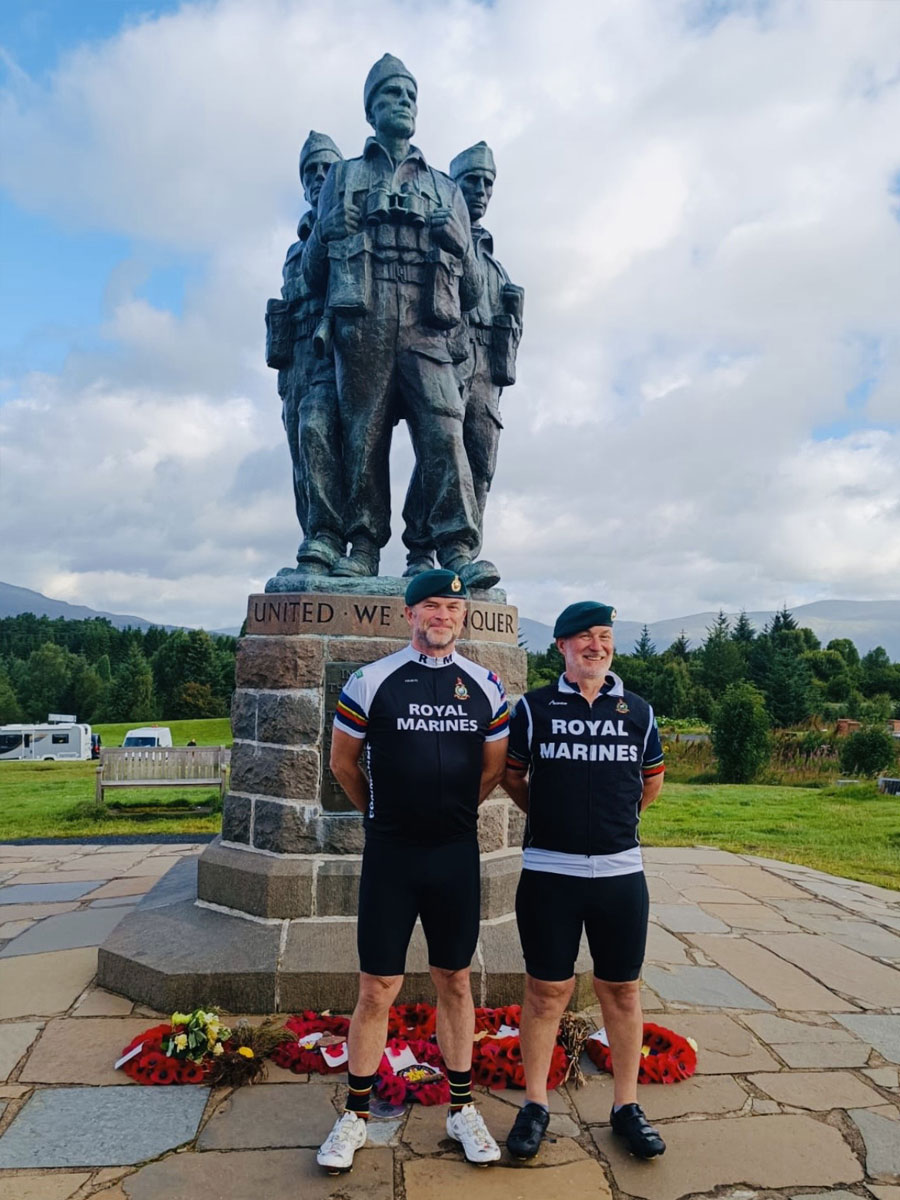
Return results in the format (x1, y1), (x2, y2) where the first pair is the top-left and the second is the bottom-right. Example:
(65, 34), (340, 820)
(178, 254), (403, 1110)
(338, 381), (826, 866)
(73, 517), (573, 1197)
(0, 839), (897, 1199)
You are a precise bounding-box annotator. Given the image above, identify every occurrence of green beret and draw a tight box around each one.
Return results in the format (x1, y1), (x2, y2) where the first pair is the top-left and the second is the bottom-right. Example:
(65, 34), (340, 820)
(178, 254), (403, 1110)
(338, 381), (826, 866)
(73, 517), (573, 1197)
(553, 601), (616, 639)
(404, 569), (468, 607)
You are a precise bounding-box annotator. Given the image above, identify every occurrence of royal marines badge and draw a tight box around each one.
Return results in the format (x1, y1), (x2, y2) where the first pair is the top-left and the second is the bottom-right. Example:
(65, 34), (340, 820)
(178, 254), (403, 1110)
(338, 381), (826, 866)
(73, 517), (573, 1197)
(450, 576), (462, 592)
(616, 699), (629, 714)
(454, 677), (470, 701)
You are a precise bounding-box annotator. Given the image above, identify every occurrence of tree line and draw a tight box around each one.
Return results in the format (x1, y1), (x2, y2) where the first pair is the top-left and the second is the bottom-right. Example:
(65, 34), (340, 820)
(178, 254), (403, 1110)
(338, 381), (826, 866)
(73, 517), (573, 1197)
(526, 607), (900, 728)
(0, 614), (237, 725)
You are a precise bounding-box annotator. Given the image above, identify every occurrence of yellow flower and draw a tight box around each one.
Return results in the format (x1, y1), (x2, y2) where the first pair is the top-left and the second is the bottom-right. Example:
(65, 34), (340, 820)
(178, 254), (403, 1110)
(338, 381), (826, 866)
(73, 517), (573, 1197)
(174, 1033), (188, 1050)
(237, 1046), (254, 1059)
(171, 1012), (190, 1027)
(212, 1042), (224, 1056)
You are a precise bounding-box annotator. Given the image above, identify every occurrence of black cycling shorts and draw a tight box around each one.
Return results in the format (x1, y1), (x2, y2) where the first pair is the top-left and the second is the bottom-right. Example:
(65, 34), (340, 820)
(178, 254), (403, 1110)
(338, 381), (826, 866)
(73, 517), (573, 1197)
(357, 837), (480, 976)
(515, 868), (649, 982)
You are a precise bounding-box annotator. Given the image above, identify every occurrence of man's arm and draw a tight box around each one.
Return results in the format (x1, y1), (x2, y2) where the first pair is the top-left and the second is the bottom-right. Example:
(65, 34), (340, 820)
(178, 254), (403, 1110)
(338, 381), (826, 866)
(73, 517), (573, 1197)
(640, 770), (664, 811)
(329, 728), (370, 814)
(479, 735), (508, 803)
(502, 759), (529, 813)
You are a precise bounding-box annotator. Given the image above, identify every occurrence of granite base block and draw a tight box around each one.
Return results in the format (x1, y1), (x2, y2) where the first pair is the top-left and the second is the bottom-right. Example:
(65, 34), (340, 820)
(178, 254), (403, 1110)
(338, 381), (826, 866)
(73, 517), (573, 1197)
(98, 857), (550, 1012)
(97, 895), (281, 1012)
(197, 838), (314, 918)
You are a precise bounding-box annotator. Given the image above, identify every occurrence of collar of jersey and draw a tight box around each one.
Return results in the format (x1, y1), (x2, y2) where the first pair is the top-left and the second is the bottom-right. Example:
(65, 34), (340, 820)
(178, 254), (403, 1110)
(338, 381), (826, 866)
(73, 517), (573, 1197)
(558, 671), (624, 697)
(404, 643), (458, 669)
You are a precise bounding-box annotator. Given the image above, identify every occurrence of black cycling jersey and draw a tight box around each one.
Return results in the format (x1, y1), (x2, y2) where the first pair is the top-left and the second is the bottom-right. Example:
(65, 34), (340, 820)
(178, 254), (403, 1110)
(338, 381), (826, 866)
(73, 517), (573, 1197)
(334, 644), (509, 845)
(508, 672), (664, 857)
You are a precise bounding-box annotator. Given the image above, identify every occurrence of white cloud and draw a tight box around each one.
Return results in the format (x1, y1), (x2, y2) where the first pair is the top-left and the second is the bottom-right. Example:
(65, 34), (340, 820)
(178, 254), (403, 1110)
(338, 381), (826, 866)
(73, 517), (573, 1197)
(2, 0), (900, 628)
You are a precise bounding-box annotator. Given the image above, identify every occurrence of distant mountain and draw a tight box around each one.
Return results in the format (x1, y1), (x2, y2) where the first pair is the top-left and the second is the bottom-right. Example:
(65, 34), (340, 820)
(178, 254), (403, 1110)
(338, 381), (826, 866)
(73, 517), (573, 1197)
(518, 599), (900, 660)
(0, 581), (174, 630)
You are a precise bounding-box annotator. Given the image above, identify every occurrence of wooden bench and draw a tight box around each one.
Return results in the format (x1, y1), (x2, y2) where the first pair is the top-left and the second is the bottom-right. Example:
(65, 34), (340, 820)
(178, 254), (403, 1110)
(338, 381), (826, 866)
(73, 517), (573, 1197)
(95, 746), (229, 805)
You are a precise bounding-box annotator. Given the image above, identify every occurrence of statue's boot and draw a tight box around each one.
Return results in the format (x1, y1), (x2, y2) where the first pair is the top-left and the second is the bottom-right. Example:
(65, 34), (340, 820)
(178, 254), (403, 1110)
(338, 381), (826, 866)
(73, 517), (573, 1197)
(331, 538), (379, 578)
(441, 553), (501, 591)
(402, 552), (435, 579)
(297, 534), (343, 575)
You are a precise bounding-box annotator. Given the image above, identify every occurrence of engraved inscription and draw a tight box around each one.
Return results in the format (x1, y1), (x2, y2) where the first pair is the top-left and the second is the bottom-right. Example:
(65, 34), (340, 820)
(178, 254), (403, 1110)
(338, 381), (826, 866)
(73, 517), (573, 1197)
(322, 662), (363, 813)
(246, 592), (518, 644)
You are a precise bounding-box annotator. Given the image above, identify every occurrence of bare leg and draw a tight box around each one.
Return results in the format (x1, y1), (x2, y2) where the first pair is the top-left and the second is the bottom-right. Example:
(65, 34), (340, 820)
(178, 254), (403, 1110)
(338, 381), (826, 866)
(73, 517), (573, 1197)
(520, 974), (574, 1107)
(347, 972), (405, 1076)
(430, 965), (475, 1072)
(594, 977), (643, 1108)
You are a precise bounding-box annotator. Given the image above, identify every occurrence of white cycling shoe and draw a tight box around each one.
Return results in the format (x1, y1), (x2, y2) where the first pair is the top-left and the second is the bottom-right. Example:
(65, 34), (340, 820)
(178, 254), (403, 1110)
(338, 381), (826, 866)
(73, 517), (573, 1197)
(446, 1103), (501, 1164)
(317, 1110), (367, 1172)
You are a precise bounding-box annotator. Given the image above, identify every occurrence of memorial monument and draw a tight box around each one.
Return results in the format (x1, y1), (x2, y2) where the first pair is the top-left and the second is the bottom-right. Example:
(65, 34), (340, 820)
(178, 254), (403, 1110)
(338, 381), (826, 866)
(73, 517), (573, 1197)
(99, 56), (594, 1011)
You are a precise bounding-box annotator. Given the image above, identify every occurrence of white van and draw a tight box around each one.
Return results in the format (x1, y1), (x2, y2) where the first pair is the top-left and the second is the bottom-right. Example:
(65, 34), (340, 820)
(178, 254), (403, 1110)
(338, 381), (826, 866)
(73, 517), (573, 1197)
(122, 726), (173, 748)
(0, 723), (92, 762)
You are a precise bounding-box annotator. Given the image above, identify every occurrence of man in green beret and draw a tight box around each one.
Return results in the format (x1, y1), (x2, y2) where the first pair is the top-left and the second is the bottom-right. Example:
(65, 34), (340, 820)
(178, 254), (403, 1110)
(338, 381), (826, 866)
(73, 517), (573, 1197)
(317, 569), (509, 1172)
(502, 602), (667, 1161)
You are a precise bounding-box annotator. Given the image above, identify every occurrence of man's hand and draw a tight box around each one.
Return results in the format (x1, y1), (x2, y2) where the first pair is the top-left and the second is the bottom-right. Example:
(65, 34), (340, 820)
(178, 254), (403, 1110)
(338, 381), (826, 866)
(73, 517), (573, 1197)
(320, 202), (362, 243)
(430, 207), (468, 258)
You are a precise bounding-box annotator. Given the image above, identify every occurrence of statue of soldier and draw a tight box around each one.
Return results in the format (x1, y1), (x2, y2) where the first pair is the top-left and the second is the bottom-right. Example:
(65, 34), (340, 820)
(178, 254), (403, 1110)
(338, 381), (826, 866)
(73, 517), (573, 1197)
(402, 142), (523, 586)
(265, 131), (345, 574)
(303, 55), (485, 582)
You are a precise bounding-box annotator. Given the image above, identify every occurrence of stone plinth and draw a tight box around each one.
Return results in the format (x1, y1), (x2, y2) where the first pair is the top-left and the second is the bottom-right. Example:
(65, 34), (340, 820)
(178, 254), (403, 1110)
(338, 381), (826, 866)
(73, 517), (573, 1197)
(99, 589), (595, 1011)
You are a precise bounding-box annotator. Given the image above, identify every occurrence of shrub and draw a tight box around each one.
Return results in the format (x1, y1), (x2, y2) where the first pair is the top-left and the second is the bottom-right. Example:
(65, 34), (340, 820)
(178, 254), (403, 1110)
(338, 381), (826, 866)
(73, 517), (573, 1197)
(839, 727), (898, 777)
(711, 682), (771, 783)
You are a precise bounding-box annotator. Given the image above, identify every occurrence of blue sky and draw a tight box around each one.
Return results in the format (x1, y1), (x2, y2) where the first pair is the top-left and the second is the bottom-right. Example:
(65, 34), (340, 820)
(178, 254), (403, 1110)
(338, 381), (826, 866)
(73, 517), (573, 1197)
(1, 0), (899, 630)
(1, 2), (193, 383)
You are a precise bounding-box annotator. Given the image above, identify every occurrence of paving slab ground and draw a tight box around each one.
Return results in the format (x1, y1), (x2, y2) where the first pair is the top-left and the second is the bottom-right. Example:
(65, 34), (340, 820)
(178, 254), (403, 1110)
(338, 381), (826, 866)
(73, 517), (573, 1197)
(0, 840), (896, 1198)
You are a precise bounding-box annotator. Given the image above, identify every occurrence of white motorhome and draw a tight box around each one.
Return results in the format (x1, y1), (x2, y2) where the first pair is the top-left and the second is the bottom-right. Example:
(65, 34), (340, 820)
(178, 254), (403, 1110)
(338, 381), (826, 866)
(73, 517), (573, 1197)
(0, 723), (92, 762)
(122, 726), (173, 748)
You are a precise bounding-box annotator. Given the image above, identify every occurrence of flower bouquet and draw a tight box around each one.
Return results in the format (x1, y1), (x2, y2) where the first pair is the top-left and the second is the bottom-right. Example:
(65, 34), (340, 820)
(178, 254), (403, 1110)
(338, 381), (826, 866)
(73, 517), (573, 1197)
(118, 1008), (292, 1087)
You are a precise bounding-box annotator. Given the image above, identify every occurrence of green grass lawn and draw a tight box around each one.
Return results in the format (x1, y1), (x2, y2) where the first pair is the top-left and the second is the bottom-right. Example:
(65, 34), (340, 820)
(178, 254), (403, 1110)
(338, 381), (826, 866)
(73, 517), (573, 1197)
(0, 760), (223, 839)
(93, 718), (232, 747)
(1, 758), (897, 893)
(643, 780), (899, 891)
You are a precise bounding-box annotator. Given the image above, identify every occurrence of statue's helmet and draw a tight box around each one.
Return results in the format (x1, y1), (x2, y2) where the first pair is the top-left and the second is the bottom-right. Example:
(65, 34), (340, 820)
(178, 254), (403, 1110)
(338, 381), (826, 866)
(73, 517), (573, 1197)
(299, 130), (342, 180)
(449, 141), (496, 182)
(363, 53), (417, 117)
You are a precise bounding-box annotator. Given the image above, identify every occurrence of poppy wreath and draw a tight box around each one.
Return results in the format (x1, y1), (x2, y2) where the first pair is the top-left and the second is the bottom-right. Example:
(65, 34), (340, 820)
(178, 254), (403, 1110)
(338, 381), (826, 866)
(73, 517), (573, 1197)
(585, 1022), (697, 1084)
(375, 1038), (450, 1107)
(474, 1004), (521, 1034)
(387, 1003), (438, 1041)
(269, 1012), (351, 1075)
(472, 1034), (568, 1091)
(119, 1024), (211, 1086)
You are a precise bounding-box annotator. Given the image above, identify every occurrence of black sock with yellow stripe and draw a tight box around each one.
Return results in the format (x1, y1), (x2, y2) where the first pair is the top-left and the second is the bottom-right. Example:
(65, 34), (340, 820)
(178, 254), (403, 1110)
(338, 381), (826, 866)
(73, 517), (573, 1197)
(345, 1071), (376, 1119)
(447, 1067), (473, 1113)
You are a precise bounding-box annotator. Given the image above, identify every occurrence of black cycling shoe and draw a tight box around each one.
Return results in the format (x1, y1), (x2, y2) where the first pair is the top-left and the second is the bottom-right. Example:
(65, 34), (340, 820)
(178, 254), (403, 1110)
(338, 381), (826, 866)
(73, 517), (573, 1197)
(609, 1104), (666, 1159)
(506, 1102), (550, 1160)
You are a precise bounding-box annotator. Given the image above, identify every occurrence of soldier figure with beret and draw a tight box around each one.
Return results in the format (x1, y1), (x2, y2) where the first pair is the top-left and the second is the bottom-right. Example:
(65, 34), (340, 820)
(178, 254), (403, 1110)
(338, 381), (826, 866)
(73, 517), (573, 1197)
(304, 55), (486, 582)
(402, 141), (523, 589)
(317, 569), (510, 1171)
(266, 130), (345, 572)
(503, 602), (668, 1161)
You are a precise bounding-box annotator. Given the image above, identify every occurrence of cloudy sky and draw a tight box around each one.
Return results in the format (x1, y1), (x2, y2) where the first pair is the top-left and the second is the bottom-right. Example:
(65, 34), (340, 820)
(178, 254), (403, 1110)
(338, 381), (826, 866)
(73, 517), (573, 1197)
(1, 0), (899, 631)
